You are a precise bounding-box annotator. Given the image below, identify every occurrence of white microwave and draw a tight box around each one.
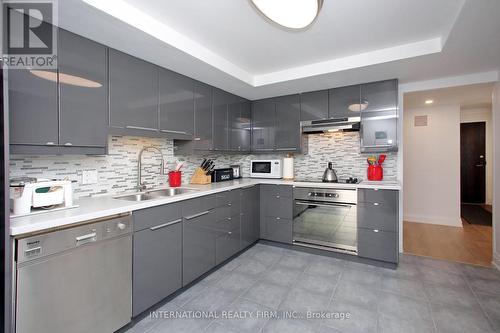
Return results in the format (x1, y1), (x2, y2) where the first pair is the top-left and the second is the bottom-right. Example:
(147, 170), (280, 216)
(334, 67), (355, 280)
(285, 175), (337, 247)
(250, 160), (282, 179)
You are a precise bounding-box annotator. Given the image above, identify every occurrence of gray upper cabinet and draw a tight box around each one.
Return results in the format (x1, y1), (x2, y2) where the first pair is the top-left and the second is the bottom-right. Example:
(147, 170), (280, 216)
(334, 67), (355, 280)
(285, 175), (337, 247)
(229, 98), (251, 152)
(251, 98), (275, 151)
(329, 84), (361, 119)
(193, 81), (213, 151)
(212, 88), (230, 151)
(300, 90), (328, 121)
(360, 79), (398, 152)
(159, 69), (194, 139)
(275, 94), (301, 151)
(58, 29), (107, 148)
(8, 67), (58, 146)
(109, 49), (158, 132)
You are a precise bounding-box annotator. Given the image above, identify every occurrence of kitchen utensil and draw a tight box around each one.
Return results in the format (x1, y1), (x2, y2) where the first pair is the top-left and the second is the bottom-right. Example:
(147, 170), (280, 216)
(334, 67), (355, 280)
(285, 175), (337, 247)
(175, 161), (184, 172)
(378, 154), (386, 165)
(322, 162), (338, 183)
(168, 171), (182, 187)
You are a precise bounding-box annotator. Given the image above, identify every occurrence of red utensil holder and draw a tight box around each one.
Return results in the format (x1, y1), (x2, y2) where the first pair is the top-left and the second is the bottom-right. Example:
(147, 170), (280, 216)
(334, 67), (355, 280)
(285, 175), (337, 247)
(168, 171), (182, 187)
(367, 165), (383, 181)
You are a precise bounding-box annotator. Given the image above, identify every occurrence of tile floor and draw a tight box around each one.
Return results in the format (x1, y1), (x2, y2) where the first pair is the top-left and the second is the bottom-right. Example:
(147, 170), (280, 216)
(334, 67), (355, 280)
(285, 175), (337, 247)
(125, 243), (500, 333)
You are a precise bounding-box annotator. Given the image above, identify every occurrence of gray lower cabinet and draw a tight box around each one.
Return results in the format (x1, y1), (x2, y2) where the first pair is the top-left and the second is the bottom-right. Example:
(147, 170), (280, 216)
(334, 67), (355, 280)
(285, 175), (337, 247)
(58, 29), (108, 148)
(214, 189), (241, 264)
(360, 79), (398, 152)
(132, 204), (183, 316)
(357, 188), (399, 263)
(260, 185), (293, 243)
(182, 196), (217, 286)
(159, 68), (194, 139)
(275, 94), (301, 152)
(109, 49), (159, 132)
(241, 185), (260, 249)
(300, 90), (329, 121)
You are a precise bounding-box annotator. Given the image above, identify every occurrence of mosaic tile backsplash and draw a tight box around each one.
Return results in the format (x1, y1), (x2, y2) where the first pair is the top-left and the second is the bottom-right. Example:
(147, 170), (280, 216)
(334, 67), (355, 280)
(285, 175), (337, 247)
(9, 132), (397, 199)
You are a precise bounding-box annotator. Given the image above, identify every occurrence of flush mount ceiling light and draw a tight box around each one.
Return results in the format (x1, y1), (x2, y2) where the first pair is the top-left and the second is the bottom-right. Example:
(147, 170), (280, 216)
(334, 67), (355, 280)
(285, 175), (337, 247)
(250, 0), (323, 30)
(425, 99), (434, 104)
(30, 70), (103, 88)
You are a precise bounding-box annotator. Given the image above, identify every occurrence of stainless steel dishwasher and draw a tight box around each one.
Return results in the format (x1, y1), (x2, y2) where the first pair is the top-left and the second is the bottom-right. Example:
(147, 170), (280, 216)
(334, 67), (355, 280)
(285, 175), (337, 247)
(15, 214), (133, 333)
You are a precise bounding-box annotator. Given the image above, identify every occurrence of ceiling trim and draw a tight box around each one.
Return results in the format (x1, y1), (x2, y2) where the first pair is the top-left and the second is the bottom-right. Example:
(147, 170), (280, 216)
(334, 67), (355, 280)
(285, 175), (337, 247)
(253, 38), (443, 86)
(83, 0), (463, 88)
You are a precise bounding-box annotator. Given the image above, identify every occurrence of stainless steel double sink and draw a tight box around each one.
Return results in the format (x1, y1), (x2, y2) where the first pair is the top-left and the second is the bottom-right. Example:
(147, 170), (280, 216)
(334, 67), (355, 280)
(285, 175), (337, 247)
(113, 188), (199, 202)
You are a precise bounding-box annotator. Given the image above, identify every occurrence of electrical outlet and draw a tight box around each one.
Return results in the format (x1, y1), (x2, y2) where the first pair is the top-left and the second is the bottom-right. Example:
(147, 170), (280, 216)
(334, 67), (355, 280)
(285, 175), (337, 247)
(82, 170), (98, 185)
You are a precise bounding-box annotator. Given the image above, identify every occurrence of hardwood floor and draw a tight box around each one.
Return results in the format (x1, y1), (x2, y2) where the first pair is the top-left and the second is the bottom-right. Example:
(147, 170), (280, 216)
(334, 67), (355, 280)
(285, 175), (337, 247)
(403, 220), (492, 267)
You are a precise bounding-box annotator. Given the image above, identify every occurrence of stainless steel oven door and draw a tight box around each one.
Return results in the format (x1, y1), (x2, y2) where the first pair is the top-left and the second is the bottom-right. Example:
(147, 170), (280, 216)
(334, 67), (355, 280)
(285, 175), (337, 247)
(293, 200), (357, 254)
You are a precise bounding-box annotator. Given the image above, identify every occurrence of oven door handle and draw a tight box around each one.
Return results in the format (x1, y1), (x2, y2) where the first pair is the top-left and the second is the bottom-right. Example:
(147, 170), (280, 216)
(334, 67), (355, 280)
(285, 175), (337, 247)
(294, 200), (354, 208)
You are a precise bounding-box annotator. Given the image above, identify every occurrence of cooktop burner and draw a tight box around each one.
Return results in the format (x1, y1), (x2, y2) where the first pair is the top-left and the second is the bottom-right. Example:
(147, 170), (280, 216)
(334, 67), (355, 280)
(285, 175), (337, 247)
(294, 177), (361, 184)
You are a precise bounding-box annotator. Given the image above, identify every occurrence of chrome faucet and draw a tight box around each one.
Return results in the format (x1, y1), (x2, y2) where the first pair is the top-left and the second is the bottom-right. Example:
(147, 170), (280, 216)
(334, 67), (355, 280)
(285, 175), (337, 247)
(137, 146), (165, 191)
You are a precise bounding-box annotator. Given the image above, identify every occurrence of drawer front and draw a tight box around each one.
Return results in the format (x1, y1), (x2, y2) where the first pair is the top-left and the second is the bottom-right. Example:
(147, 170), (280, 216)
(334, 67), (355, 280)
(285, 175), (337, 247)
(357, 228), (398, 263)
(216, 189), (241, 207)
(215, 205), (231, 222)
(357, 202), (398, 232)
(134, 202), (182, 231)
(358, 188), (398, 205)
(261, 184), (293, 199)
(215, 226), (241, 265)
(182, 195), (216, 218)
(264, 196), (292, 219)
(214, 214), (240, 233)
(265, 216), (292, 244)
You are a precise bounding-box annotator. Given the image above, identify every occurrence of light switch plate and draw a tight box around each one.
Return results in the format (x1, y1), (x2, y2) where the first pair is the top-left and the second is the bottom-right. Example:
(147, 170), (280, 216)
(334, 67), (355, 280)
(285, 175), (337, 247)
(82, 169), (98, 185)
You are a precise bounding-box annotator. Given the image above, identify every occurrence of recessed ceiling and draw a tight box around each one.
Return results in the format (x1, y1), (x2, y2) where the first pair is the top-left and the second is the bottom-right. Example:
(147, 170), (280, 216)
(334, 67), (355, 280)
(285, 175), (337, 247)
(59, 0), (500, 99)
(404, 83), (494, 109)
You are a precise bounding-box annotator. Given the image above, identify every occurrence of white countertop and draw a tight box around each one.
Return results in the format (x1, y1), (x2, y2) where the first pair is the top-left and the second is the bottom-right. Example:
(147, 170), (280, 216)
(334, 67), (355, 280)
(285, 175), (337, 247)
(10, 178), (401, 236)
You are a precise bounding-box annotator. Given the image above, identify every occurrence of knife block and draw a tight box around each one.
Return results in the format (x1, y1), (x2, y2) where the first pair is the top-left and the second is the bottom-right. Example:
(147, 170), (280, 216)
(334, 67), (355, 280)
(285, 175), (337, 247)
(190, 167), (212, 185)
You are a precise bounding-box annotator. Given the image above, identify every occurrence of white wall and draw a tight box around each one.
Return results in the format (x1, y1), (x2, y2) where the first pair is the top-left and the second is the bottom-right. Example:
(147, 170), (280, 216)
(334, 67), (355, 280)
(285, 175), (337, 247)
(403, 105), (462, 227)
(493, 82), (500, 269)
(460, 107), (493, 205)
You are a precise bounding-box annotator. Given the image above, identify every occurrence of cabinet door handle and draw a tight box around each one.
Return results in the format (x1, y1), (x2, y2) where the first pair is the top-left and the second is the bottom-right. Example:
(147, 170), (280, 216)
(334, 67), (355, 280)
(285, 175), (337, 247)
(373, 203), (380, 206)
(46, 142), (55, 145)
(276, 148), (297, 151)
(373, 229), (379, 233)
(125, 125), (157, 132)
(227, 217), (232, 221)
(150, 218), (182, 230)
(228, 231), (232, 235)
(160, 129), (189, 135)
(276, 217), (281, 220)
(64, 142), (72, 146)
(185, 210), (210, 220)
(276, 195), (280, 198)
(227, 203), (232, 207)
(75, 232), (97, 244)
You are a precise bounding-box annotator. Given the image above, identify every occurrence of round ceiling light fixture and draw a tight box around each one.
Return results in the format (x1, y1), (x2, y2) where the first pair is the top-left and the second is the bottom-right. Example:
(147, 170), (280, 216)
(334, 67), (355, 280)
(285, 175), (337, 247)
(250, 0), (323, 30)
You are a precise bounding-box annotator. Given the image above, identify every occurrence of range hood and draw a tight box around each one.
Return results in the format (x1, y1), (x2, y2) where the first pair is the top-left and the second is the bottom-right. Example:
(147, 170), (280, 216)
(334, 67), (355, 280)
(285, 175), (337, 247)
(301, 117), (361, 134)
